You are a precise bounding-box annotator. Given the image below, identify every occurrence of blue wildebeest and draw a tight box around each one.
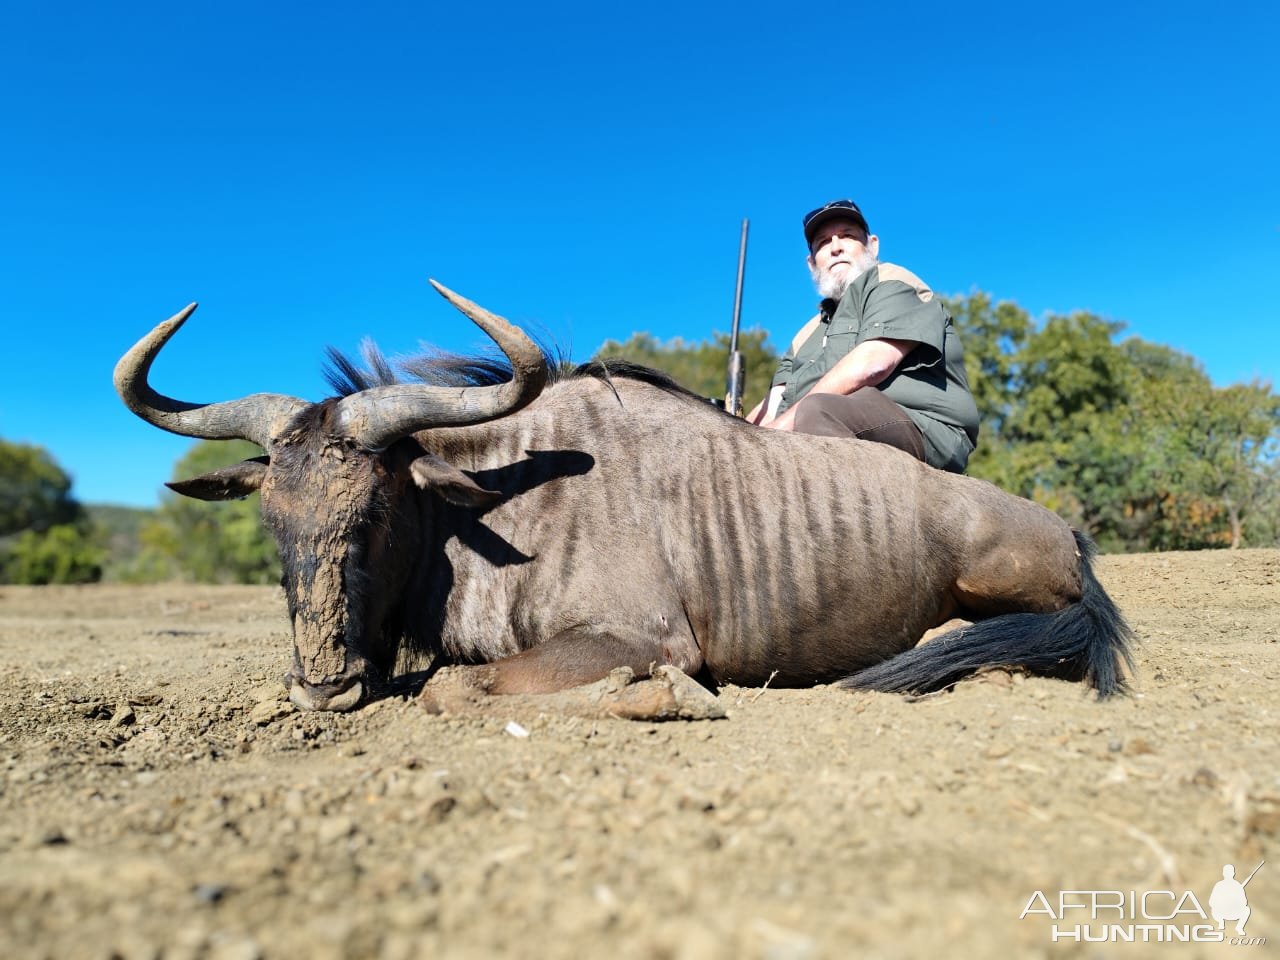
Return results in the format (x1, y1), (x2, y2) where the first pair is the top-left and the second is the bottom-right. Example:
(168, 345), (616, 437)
(115, 282), (1133, 713)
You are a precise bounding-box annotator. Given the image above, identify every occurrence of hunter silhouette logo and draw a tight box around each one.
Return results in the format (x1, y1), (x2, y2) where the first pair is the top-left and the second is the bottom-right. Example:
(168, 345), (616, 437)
(1210, 861), (1264, 935)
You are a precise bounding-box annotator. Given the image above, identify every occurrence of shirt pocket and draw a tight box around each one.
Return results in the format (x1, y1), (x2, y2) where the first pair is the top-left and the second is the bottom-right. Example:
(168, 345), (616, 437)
(826, 313), (859, 340)
(821, 315), (859, 361)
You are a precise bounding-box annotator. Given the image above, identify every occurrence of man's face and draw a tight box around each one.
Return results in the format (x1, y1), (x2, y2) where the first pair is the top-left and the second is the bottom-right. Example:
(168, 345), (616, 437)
(807, 218), (879, 298)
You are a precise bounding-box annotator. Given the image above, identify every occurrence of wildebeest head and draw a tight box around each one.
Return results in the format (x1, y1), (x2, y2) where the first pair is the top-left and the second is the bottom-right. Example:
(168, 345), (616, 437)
(114, 282), (548, 711)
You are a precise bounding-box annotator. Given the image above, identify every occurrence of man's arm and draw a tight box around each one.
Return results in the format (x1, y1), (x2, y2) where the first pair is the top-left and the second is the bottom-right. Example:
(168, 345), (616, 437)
(745, 385), (786, 425)
(762, 337), (913, 431)
(748, 344), (795, 426)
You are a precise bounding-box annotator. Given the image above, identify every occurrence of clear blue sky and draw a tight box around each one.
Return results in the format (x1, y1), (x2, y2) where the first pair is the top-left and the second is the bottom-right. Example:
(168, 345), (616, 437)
(3, 0), (1277, 507)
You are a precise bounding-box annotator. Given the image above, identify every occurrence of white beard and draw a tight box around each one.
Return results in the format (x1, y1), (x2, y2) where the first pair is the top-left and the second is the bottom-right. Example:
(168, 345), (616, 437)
(811, 250), (878, 299)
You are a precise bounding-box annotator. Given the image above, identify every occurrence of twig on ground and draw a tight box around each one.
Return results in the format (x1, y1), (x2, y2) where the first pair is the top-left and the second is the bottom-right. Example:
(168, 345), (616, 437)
(748, 670), (780, 704)
(1096, 811), (1181, 888)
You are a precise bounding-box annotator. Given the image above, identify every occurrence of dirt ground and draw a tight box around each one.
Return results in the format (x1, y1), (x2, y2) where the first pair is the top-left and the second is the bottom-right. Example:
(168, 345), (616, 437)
(1, 550), (1277, 959)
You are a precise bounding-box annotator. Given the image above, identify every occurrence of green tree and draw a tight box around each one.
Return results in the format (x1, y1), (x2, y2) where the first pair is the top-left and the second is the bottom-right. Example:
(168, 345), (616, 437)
(0, 439), (102, 583)
(944, 291), (1032, 435)
(1196, 382), (1279, 548)
(944, 292), (1032, 485)
(4, 524), (103, 584)
(594, 328), (777, 414)
(1243, 457), (1280, 547)
(1006, 311), (1133, 444)
(137, 440), (279, 583)
(944, 301), (1280, 551)
(1132, 364), (1280, 549)
(0, 439), (81, 536)
(957, 310), (1139, 547)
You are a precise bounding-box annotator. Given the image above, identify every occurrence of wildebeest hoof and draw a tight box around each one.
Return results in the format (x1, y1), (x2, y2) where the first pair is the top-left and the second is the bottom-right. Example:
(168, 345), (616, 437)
(585, 666), (726, 721)
(653, 665), (726, 719)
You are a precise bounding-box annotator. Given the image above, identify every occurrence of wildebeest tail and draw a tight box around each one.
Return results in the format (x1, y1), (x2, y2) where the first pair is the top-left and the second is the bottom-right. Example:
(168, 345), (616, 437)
(841, 532), (1135, 698)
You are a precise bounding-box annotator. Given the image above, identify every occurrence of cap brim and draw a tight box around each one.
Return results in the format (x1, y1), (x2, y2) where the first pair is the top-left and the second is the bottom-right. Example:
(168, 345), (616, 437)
(804, 208), (869, 249)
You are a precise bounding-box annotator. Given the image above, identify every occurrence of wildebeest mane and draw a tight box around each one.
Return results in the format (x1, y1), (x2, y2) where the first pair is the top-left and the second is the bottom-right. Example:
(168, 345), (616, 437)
(572, 358), (714, 408)
(323, 341), (545, 395)
(324, 343), (715, 410)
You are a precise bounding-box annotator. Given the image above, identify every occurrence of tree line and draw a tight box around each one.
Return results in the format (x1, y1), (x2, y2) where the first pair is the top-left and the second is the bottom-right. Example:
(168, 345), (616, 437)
(1, 438), (278, 585)
(3, 291), (1276, 583)
(945, 294), (1277, 550)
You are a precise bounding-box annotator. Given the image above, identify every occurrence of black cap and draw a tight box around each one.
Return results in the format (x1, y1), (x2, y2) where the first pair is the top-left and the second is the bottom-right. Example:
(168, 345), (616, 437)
(802, 199), (870, 250)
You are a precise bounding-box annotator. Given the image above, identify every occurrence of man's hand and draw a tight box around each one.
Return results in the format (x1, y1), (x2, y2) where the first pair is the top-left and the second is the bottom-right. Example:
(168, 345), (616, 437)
(761, 406), (798, 431)
(746, 385), (786, 426)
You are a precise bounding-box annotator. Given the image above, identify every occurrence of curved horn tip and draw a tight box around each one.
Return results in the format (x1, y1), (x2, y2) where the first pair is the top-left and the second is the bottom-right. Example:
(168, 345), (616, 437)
(166, 302), (199, 327)
(428, 280), (493, 322)
(428, 278), (456, 299)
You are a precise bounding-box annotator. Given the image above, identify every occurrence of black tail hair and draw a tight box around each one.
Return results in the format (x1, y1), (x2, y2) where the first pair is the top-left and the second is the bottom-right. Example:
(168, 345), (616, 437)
(842, 532), (1135, 698)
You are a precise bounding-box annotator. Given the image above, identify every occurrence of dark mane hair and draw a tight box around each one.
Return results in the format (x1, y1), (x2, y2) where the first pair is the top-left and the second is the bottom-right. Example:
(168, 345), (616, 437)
(324, 343), (714, 409)
(323, 340), (559, 395)
(570, 358), (711, 406)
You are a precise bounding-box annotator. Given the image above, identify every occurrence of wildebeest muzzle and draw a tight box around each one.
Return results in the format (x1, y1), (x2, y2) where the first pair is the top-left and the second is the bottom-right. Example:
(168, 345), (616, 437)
(284, 657), (371, 712)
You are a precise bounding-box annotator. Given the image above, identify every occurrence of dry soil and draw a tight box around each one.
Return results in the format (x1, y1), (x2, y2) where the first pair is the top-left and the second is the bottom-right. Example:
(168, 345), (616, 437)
(1, 550), (1277, 959)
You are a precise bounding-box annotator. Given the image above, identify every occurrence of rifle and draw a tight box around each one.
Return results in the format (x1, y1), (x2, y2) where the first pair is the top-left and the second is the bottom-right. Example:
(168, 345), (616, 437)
(724, 217), (749, 417)
(1242, 860), (1265, 887)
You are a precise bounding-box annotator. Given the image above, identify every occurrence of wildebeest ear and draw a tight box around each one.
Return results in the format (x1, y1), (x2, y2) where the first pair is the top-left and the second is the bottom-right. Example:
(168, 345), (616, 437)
(409, 453), (502, 508)
(166, 457), (269, 501)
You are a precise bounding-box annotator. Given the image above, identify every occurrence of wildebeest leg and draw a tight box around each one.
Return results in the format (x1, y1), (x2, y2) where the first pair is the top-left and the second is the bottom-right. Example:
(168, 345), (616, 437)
(445, 621), (704, 694)
(941, 483), (1085, 618)
(420, 665), (726, 721)
(418, 622), (718, 720)
(846, 528), (1133, 697)
(918, 617), (972, 646)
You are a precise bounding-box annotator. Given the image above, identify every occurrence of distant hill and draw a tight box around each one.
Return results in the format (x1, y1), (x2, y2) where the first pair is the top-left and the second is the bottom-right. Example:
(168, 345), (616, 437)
(86, 504), (155, 581)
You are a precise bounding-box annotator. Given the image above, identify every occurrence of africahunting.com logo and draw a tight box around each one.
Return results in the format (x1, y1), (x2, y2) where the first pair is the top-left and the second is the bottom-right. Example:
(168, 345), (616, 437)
(1020, 861), (1266, 945)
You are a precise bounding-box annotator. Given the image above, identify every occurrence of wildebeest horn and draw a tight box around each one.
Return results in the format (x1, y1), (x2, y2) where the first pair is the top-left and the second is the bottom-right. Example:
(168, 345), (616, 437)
(332, 280), (549, 449)
(114, 303), (308, 448)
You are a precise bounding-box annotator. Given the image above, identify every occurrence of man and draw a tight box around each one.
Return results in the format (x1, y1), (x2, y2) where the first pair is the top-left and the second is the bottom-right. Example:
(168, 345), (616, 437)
(1209, 864), (1253, 935)
(747, 199), (979, 473)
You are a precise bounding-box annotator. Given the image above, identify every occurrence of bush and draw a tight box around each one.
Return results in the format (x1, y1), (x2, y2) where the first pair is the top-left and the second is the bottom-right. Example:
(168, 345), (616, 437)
(2, 524), (103, 585)
(138, 440), (280, 584)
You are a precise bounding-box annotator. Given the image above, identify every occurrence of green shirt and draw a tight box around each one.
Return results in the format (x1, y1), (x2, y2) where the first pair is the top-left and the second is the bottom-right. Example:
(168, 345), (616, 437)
(770, 262), (980, 472)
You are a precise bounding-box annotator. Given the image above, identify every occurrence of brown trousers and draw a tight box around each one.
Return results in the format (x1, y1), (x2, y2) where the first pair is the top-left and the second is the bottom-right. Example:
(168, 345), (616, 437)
(791, 391), (926, 462)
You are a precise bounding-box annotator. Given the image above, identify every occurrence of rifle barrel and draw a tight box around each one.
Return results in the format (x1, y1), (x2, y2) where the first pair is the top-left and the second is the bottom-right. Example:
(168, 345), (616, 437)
(725, 218), (749, 417)
(729, 218), (748, 352)
(1242, 859), (1265, 887)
